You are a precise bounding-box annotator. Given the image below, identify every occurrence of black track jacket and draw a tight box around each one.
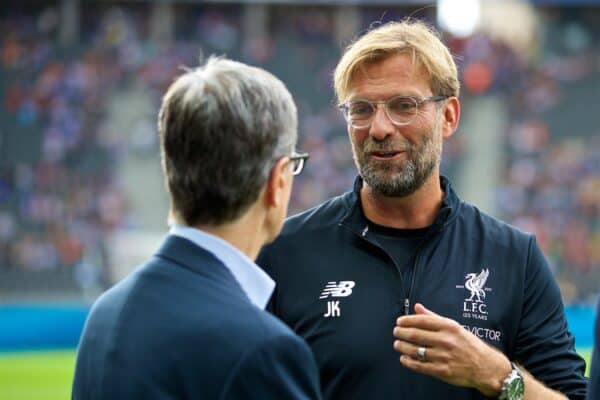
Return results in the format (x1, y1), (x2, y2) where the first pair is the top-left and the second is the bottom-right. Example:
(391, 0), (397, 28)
(258, 176), (587, 400)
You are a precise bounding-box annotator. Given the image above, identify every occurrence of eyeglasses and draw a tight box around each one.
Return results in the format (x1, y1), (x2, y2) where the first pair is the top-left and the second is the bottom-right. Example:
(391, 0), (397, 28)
(339, 95), (447, 129)
(289, 151), (309, 176)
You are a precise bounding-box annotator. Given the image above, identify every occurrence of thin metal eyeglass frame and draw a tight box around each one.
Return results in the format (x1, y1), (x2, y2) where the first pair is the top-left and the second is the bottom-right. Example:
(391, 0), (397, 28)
(289, 152), (309, 175)
(339, 95), (448, 128)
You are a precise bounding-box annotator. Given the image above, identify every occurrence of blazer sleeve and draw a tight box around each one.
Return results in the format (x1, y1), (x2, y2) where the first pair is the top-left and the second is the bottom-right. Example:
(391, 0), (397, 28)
(513, 237), (588, 399)
(221, 333), (322, 400)
(588, 299), (600, 399)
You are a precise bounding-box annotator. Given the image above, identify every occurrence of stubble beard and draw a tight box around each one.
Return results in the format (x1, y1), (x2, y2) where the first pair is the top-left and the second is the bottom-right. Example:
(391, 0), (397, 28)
(353, 125), (442, 198)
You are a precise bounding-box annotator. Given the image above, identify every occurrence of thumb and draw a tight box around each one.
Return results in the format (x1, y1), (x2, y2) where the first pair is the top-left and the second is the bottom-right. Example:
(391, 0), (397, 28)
(414, 303), (439, 316)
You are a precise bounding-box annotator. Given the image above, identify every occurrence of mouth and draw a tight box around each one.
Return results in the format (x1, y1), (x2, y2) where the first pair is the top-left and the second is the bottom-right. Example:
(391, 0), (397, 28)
(368, 150), (406, 161)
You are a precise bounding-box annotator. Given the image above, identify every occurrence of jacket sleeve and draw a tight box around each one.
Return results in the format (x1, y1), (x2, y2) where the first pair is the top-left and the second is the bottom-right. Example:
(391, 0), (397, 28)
(513, 237), (588, 399)
(588, 299), (600, 399)
(221, 333), (322, 400)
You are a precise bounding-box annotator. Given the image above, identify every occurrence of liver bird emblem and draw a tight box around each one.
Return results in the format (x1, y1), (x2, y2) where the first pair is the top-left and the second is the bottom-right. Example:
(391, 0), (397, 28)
(465, 269), (489, 303)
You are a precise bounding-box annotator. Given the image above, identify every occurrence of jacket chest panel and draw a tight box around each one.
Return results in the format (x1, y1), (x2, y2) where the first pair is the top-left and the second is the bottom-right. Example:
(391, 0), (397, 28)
(279, 249), (406, 368)
(410, 253), (520, 353)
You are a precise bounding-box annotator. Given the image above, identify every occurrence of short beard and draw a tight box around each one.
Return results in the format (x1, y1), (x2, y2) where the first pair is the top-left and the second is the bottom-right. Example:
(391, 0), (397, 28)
(355, 127), (441, 198)
(360, 148), (436, 197)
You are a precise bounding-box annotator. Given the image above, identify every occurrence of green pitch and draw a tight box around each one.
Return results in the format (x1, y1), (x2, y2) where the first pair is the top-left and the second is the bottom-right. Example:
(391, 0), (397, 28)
(0, 349), (76, 400)
(0, 348), (594, 399)
(582, 348), (592, 376)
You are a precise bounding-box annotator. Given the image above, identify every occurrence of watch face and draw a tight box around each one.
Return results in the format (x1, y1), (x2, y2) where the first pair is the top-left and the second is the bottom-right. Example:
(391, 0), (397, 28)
(508, 377), (525, 399)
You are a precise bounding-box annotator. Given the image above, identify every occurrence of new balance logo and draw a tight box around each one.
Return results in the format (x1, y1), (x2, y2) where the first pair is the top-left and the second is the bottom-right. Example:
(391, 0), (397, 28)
(320, 281), (355, 318)
(319, 281), (356, 299)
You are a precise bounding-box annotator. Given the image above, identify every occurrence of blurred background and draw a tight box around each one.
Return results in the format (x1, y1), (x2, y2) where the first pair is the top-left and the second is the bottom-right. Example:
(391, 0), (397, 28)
(0, 0), (598, 398)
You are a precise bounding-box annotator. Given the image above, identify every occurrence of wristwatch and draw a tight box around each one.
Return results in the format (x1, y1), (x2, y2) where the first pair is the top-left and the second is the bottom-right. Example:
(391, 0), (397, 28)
(498, 362), (524, 400)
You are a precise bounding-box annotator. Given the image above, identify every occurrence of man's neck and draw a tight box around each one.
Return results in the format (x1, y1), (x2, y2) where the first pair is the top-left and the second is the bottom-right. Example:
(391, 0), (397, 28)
(360, 175), (444, 229)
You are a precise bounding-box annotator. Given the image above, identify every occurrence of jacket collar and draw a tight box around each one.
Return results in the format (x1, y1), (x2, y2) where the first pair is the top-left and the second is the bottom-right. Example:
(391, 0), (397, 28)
(156, 231), (274, 310)
(341, 175), (459, 235)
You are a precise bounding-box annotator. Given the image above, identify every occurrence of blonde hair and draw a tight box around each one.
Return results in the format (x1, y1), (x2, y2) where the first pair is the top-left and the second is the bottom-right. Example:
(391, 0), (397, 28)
(334, 19), (460, 104)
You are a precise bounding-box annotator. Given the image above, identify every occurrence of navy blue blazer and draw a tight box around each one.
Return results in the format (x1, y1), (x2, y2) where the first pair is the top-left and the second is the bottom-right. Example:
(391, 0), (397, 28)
(72, 235), (321, 399)
(589, 299), (600, 399)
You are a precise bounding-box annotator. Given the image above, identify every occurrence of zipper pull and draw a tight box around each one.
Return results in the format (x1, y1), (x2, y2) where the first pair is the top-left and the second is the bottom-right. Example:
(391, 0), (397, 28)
(404, 298), (410, 315)
(361, 225), (369, 237)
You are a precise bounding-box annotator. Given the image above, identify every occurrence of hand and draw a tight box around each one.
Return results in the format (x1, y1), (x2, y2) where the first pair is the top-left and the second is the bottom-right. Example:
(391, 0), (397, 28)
(392, 303), (511, 397)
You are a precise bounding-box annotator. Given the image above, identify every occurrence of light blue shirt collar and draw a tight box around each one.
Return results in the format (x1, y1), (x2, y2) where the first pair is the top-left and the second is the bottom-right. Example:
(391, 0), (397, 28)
(169, 225), (275, 310)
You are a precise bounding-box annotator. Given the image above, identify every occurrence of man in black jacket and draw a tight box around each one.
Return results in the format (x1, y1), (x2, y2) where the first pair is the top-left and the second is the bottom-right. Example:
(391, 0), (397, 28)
(258, 20), (587, 400)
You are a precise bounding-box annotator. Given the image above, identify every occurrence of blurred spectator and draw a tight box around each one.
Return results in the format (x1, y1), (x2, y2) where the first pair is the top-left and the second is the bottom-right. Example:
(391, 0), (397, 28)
(0, 2), (597, 304)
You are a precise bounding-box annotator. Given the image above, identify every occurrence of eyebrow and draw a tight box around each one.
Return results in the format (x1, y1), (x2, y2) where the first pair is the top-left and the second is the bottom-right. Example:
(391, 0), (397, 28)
(347, 93), (426, 102)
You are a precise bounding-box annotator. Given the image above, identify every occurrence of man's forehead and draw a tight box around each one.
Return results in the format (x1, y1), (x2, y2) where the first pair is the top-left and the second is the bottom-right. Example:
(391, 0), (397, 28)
(348, 54), (431, 98)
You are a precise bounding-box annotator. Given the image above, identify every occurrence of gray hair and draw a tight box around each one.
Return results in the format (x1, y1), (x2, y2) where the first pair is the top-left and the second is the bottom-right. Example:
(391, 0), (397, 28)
(158, 56), (297, 226)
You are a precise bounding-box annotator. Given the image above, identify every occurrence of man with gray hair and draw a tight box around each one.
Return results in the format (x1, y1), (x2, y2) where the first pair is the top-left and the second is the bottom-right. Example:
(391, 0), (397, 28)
(72, 56), (319, 399)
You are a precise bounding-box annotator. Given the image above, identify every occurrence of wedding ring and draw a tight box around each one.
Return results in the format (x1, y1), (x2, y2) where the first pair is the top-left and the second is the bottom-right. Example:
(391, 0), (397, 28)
(417, 346), (427, 362)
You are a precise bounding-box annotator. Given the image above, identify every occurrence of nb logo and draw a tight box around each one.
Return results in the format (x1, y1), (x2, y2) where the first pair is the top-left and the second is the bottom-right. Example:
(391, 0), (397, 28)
(319, 281), (355, 299)
(320, 281), (355, 318)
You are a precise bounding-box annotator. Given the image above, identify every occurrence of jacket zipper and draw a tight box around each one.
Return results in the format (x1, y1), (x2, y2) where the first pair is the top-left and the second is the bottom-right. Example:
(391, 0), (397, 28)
(405, 244), (425, 315)
(338, 190), (452, 315)
(405, 222), (449, 315)
(340, 223), (409, 310)
(341, 215), (449, 316)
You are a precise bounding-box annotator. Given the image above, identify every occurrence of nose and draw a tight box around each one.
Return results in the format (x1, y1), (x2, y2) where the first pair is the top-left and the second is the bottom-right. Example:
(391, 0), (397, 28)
(368, 104), (395, 141)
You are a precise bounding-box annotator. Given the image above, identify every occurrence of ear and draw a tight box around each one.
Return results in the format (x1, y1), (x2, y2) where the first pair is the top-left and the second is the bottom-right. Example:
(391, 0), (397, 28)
(264, 157), (290, 208)
(440, 97), (460, 140)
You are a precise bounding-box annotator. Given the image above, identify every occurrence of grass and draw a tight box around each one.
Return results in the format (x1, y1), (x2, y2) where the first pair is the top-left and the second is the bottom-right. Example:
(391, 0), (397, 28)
(0, 348), (594, 399)
(581, 348), (593, 377)
(0, 349), (76, 400)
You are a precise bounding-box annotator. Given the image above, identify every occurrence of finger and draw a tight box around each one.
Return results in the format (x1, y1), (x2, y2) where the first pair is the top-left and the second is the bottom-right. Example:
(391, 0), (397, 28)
(393, 340), (439, 362)
(392, 326), (439, 347)
(393, 339), (421, 357)
(396, 314), (448, 331)
(414, 303), (438, 316)
(399, 354), (450, 380)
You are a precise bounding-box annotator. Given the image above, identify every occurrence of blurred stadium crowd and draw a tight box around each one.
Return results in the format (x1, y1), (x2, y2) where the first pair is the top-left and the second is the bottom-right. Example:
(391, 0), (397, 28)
(0, 2), (598, 303)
